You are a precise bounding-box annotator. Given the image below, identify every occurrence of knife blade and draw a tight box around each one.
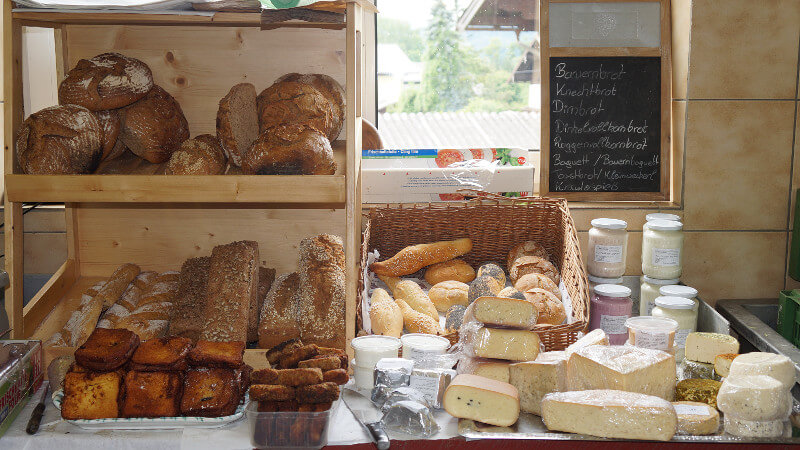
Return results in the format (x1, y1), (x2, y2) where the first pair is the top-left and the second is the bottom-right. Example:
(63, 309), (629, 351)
(26, 381), (49, 435)
(342, 387), (390, 450)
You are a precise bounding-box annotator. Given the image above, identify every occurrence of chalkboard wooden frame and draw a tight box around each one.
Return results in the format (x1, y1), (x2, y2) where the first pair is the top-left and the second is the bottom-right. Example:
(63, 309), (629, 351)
(540, 0), (672, 201)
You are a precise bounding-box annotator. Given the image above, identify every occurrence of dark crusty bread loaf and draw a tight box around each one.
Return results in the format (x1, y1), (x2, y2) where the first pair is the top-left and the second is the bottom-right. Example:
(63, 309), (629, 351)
(200, 241), (259, 342)
(250, 267), (276, 342)
(95, 109), (121, 161)
(257, 80), (334, 137)
(276, 73), (344, 141)
(297, 235), (346, 349)
(168, 257), (211, 342)
(216, 83), (259, 167)
(16, 104), (103, 174)
(242, 124), (336, 175)
(258, 272), (301, 349)
(119, 85), (189, 163)
(58, 53), (153, 111)
(166, 134), (227, 175)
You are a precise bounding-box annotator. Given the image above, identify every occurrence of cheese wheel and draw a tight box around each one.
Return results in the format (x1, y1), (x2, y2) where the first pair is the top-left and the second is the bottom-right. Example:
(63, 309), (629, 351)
(723, 416), (790, 438)
(672, 401), (720, 436)
(467, 327), (541, 361)
(684, 332), (739, 364)
(459, 357), (511, 383)
(713, 353), (737, 378)
(443, 374), (520, 427)
(716, 375), (792, 421)
(728, 352), (796, 390)
(470, 296), (538, 329)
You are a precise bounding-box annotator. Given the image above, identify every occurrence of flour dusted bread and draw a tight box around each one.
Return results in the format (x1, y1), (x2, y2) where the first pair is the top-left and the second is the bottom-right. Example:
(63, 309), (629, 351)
(522, 288), (565, 325)
(396, 299), (440, 335)
(510, 256), (559, 284)
(507, 240), (549, 270)
(119, 85), (189, 163)
(368, 288), (403, 338)
(276, 73), (345, 141)
(257, 80), (336, 138)
(200, 241), (259, 342)
(16, 104), (103, 174)
(166, 134), (227, 175)
(297, 235), (346, 348)
(258, 272), (302, 349)
(95, 263), (141, 311)
(371, 238), (473, 277)
(95, 109), (121, 161)
(58, 52), (154, 111)
(168, 257), (210, 342)
(46, 280), (107, 347)
(242, 123), (335, 175)
(97, 271), (179, 340)
(515, 273), (561, 300)
(216, 83), (259, 166)
(393, 280), (438, 320)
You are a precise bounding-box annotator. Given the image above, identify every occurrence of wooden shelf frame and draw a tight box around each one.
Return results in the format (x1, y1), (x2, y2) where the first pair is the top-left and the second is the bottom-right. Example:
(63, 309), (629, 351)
(2, 1), (367, 349)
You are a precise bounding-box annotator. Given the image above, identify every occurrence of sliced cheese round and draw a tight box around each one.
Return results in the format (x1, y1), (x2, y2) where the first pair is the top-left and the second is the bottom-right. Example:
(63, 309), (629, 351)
(723, 416), (790, 438)
(728, 352), (796, 390)
(672, 401), (720, 435)
(716, 375), (792, 421)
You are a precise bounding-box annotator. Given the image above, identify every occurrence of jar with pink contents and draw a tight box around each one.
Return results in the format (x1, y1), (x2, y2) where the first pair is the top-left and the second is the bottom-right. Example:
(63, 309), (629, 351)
(589, 284), (633, 345)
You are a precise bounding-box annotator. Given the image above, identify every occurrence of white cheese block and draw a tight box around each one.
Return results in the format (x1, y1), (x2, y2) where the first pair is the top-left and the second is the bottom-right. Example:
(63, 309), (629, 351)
(567, 345), (676, 400)
(672, 401), (720, 435)
(536, 351), (567, 362)
(541, 389), (677, 441)
(509, 357), (567, 415)
(470, 296), (538, 329)
(467, 326), (541, 361)
(716, 375), (792, 421)
(723, 416), (791, 438)
(728, 352), (796, 390)
(459, 357), (511, 383)
(565, 329), (608, 357)
(684, 332), (739, 364)
(443, 374), (520, 427)
(713, 353), (737, 378)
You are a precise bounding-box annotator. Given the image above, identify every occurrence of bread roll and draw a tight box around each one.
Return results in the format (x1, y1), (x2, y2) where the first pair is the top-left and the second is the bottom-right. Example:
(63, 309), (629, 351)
(424, 259), (476, 285)
(95, 110), (121, 161)
(16, 104), (102, 174)
(166, 134), (227, 175)
(507, 241), (549, 270)
(297, 234), (346, 348)
(258, 272), (302, 349)
(119, 85), (189, 163)
(242, 124), (335, 175)
(510, 256), (560, 285)
(428, 280), (469, 312)
(168, 257), (211, 342)
(523, 288), (566, 325)
(498, 287), (526, 300)
(369, 288), (403, 338)
(445, 304), (467, 333)
(467, 275), (503, 303)
(276, 73), (345, 141)
(58, 52), (154, 111)
(95, 263), (141, 311)
(515, 273), (561, 300)
(216, 83), (259, 166)
(476, 263), (506, 286)
(396, 299), (440, 335)
(377, 274), (401, 294)
(257, 80), (335, 138)
(394, 280), (439, 321)
(370, 238), (473, 277)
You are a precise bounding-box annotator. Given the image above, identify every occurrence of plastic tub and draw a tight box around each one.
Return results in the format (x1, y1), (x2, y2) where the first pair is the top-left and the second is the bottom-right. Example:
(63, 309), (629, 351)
(400, 333), (450, 361)
(350, 335), (401, 368)
(351, 359), (375, 390)
(625, 316), (679, 351)
(247, 400), (338, 449)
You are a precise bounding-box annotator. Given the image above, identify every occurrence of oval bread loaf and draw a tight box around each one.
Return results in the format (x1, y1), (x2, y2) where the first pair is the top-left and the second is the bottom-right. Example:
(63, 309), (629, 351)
(242, 123), (335, 175)
(370, 238), (473, 277)
(394, 280), (438, 321)
(257, 80), (335, 138)
(369, 288), (403, 338)
(476, 263), (506, 286)
(119, 85), (189, 163)
(429, 280), (470, 312)
(515, 273), (561, 300)
(276, 73), (345, 141)
(507, 241), (549, 270)
(95, 109), (121, 161)
(58, 52), (154, 111)
(424, 259), (476, 285)
(166, 134), (228, 175)
(510, 256), (560, 285)
(523, 288), (565, 325)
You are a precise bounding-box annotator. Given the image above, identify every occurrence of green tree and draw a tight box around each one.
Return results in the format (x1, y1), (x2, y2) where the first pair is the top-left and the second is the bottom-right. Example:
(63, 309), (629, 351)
(387, 86), (421, 113)
(377, 18), (424, 61)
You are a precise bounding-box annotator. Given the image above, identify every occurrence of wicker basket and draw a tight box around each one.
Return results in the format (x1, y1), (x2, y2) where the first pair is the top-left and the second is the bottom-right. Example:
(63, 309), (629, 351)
(358, 191), (591, 351)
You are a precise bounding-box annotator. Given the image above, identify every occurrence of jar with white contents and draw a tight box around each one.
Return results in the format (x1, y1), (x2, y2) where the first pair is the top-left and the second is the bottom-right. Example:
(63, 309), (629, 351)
(659, 284), (699, 311)
(641, 220), (684, 279)
(643, 213), (681, 230)
(587, 218), (628, 278)
(652, 296), (697, 361)
(640, 275), (680, 316)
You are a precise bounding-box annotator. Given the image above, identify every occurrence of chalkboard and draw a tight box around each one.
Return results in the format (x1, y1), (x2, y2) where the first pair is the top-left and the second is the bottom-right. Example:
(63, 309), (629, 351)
(547, 56), (661, 194)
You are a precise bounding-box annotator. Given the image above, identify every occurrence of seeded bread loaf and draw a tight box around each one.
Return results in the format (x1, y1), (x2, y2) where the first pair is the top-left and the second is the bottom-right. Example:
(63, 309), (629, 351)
(168, 257), (211, 342)
(276, 73), (344, 141)
(216, 83), (259, 166)
(250, 267), (276, 342)
(297, 235), (346, 348)
(242, 123), (335, 175)
(166, 134), (227, 175)
(368, 288), (403, 338)
(58, 53), (154, 111)
(119, 85), (189, 163)
(258, 272), (302, 349)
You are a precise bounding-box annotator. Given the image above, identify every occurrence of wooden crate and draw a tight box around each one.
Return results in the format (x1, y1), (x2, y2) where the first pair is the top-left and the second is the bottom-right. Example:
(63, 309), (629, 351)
(2, 0), (371, 365)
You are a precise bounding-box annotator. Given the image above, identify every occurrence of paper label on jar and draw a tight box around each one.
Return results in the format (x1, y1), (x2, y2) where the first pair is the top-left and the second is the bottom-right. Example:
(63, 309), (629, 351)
(409, 374), (441, 407)
(675, 328), (691, 347)
(652, 248), (680, 266)
(594, 245), (623, 263)
(673, 404), (711, 416)
(600, 315), (628, 334)
(635, 329), (670, 350)
(645, 301), (656, 315)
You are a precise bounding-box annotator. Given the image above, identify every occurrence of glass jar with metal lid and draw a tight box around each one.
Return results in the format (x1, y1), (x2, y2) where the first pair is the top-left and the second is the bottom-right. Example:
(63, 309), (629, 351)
(640, 275), (679, 316)
(587, 218), (628, 278)
(652, 296), (697, 361)
(659, 284), (699, 311)
(642, 220), (684, 279)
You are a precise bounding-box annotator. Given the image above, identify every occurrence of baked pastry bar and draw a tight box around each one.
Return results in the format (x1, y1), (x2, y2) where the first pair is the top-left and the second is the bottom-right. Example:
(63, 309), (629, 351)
(130, 336), (193, 372)
(187, 340), (245, 368)
(181, 368), (240, 417)
(74, 327), (140, 371)
(61, 371), (122, 420)
(121, 371), (182, 418)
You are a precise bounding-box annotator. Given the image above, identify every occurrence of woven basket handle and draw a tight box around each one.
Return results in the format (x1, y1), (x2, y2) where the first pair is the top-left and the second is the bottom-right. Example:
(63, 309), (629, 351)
(457, 189), (542, 206)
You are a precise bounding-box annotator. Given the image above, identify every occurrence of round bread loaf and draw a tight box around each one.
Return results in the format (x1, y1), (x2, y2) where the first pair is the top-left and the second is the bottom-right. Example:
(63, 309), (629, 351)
(119, 85), (189, 163)
(166, 134), (227, 175)
(58, 53), (154, 111)
(424, 259), (476, 285)
(514, 272), (561, 300)
(476, 263), (506, 286)
(276, 73), (344, 141)
(507, 240), (550, 270)
(16, 104), (102, 174)
(510, 255), (560, 285)
(523, 288), (565, 325)
(242, 123), (336, 175)
(445, 304), (467, 334)
(429, 280), (470, 312)
(94, 109), (121, 161)
(257, 81), (335, 138)
(467, 275), (503, 304)
(498, 286), (526, 300)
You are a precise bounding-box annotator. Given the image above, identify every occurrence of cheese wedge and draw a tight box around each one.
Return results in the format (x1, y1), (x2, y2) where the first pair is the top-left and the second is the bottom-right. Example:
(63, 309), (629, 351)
(509, 357), (567, 415)
(443, 374), (520, 427)
(564, 329), (608, 357)
(467, 327), (541, 361)
(672, 401), (720, 436)
(684, 332), (739, 364)
(713, 353), (737, 378)
(470, 296), (538, 329)
(541, 389), (677, 441)
(728, 352), (796, 390)
(716, 375), (792, 421)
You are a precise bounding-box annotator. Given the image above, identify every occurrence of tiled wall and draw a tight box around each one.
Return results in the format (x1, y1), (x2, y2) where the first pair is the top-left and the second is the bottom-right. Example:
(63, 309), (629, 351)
(574, 0), (800, 305)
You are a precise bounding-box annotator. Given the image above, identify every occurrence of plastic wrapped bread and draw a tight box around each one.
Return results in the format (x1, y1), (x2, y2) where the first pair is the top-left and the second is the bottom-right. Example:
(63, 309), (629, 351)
(727, 352), (796, 390)
(541, 389), (677, 441)
(716, 375), (792, 421)
(460, 324), (541, 362)
(509, 356), (567, 415)
(567, 345), (676, 400)
(723, 416), (791, 438)
(457, 357), (511, 383)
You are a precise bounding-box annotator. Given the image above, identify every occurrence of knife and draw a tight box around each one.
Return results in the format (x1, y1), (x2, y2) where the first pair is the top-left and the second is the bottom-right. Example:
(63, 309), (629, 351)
(26, 381), (49, 435)
(342, 387), (390, 450)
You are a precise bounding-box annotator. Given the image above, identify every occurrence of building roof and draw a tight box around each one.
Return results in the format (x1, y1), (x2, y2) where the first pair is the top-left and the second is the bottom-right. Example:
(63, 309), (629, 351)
(457, 0), (538, 32)
(378, 111), (540, 150)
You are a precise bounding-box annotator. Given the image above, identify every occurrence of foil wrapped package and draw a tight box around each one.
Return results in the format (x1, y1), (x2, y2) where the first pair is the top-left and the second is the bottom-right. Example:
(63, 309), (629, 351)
(373, 358), (414, 388)
(409, 367), (457, 409)
(379, 386), (431, 413)
(381, 400), (439, 437)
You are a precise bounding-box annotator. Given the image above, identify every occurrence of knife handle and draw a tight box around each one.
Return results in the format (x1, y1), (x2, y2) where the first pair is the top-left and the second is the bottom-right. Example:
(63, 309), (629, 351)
(366, 422), (390, 450)
(26, 402), (45, 435)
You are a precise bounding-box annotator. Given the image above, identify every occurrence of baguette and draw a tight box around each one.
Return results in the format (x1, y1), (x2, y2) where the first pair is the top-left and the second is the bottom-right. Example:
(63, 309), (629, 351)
(297, 235), (346, 349)
(396, 299), (440, 335)
(95, 263), (141, 311)
(370, 238), (473, 277)
(46, 280), (107, 347)
(393, 280), (438, 321)
(258, 273), (301, 349)
(368, 288), (403, 338)
(97, 271), (158, 329)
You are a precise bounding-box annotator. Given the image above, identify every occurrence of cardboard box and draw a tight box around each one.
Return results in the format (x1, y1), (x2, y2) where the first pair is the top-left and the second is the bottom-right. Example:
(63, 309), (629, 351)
(0, 340), (43, 437)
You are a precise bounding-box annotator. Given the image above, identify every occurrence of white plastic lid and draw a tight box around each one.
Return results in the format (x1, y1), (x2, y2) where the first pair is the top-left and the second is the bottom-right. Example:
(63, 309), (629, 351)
(654, 296), (695, 310)
(588, 275), (624, 284)
(591, 218), (627, 230)
(647, 219), (683, 231)
(659, 285), (698, 298)
(625, 315), (679, 332)
(594, 284), (631, 298)
(400, 333), (450, 350)
(646, 213), (681, 222)
(642, 275), (680, 285)
(351, 335), (401, 351)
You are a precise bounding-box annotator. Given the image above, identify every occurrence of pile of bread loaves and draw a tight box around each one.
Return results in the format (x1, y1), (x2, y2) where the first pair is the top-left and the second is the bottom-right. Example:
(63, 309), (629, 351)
(16, 52), (343, 176)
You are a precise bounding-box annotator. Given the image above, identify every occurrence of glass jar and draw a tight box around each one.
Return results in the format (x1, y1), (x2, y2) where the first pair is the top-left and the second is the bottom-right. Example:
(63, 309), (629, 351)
(640, 275), (680, 316)
(589, 284), (632, 345)
(659, 284), (699, 311)
(588, 275), (624, 295)
(642, 219), (684, 279)
(652, 296), (697, 361)
(643, 213), (681, 230)
(587, 218), (628, 278)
